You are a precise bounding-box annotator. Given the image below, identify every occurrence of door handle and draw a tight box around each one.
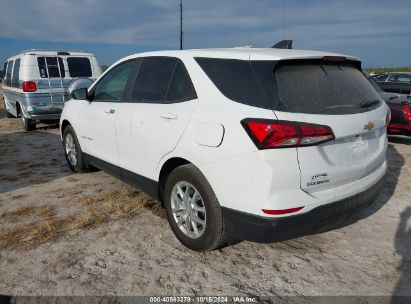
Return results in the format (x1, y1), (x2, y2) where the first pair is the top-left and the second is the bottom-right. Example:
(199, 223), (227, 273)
(104, 109), (115, 114)
(160, 113), (178, 120)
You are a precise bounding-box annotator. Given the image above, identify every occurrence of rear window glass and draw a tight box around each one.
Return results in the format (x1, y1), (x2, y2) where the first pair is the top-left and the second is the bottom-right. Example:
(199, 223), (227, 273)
(37, 57), (65, 78)
(196, 58), (381, 114)
(67, 57), (92, 77)
(275, 62), (381, 114)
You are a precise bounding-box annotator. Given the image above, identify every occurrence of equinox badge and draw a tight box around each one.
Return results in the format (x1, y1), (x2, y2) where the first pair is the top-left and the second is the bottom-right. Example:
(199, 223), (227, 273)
(363, 122), (374, 131)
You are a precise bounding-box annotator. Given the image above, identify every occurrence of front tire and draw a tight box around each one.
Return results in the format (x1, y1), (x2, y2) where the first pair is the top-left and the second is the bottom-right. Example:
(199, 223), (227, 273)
(164, 164), (228, 251)
(63, 125), (88, 173)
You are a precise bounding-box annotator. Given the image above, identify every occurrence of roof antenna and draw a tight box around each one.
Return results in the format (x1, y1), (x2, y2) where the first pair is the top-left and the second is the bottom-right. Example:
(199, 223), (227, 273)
(180, 0), (183, 50)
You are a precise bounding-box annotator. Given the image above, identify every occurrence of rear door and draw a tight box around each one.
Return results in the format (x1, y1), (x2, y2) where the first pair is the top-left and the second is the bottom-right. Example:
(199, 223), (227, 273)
(115, 56), (198, 180)
(270, 61), (388, 193)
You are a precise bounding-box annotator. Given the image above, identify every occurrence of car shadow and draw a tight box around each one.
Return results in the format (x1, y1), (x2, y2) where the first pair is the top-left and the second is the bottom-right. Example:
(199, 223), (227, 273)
(388, 136), (411, 146)
(391, 207), (411, 302)
(0, 130), (71, 194)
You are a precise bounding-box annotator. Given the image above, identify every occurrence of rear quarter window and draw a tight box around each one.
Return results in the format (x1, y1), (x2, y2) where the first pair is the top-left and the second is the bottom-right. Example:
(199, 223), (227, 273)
(195, 58), (270, 109)
(67, 57), (92, 78)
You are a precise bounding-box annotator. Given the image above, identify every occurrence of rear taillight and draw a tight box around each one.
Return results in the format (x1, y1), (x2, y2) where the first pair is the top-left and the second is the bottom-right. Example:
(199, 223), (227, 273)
(22, 81), (37, 92)
(402, 102), (411, 124)
(241, 119), (335, 149)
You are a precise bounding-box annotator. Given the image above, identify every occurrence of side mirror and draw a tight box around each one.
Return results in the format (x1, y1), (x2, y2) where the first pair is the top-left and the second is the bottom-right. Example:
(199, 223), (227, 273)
(68, 78), (94, 100)
(71, 88), (89, 100)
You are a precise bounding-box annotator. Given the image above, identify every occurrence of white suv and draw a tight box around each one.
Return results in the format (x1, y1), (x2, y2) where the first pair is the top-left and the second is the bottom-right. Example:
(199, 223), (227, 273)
(60, 48), (389, 251)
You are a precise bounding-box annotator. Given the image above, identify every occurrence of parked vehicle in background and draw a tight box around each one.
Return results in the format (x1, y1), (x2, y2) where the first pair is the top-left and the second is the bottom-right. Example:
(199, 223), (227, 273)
(1, 50), (102, 130)
(372, 72), (411, 95)
(61, 48), (389, 251)
(368, 77), (411, 137)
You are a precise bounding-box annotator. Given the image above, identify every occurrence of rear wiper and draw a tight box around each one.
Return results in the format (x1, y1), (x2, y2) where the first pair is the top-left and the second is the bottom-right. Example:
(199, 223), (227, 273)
(359, 100), (380, 108)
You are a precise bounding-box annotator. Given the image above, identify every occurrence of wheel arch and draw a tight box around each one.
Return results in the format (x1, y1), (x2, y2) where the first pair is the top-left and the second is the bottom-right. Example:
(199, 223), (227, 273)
(61, 119), (71, 135)
(158, 157), (191, 206)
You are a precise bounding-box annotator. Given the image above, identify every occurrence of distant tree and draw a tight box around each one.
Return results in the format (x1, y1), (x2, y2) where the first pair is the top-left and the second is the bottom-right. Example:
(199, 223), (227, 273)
(100, 65), (109, 72)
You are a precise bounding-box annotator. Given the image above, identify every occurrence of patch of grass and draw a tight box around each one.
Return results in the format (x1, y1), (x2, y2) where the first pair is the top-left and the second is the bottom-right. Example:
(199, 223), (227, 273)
(0, 187), (161, 250)
(10, 194), (28, 200)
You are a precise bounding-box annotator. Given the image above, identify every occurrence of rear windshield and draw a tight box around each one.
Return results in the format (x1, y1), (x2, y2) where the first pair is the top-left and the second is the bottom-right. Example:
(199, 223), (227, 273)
(67, 57), (92, 77)
(37, 57), (65, 78)
(195, 58), (381, 114)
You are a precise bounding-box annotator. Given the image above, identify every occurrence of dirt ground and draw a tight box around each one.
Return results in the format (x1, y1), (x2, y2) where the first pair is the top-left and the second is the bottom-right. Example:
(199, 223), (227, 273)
(0, 86), (410, 297)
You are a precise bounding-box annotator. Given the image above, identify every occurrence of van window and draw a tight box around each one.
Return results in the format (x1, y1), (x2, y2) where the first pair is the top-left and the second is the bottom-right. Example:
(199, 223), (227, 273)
(37, 57), (65, 78)
(67, 57), (92, 77)
(5, 61), (13, 87)
(2, 62), (7, 78)
(11, 59), (20, 88)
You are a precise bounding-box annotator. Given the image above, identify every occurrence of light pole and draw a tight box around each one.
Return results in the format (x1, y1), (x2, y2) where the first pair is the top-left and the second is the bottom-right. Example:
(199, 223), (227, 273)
(180, 0), (183, 50)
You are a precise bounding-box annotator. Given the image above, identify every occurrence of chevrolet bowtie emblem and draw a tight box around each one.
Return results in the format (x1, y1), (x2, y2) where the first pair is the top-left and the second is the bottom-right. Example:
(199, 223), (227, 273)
(364, 122), (374, 131)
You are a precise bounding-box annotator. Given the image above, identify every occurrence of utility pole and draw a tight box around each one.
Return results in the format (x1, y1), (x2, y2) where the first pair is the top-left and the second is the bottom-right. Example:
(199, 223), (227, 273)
(180, 0), (183, 50)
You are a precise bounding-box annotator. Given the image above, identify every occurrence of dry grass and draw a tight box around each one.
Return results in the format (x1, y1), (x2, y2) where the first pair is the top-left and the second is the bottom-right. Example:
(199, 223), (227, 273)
(0, 187), (162, 250)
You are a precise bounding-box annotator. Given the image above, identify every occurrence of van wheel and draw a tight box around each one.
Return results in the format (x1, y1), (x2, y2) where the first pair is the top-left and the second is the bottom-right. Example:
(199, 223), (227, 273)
(63, 125), (88, 173)
(164, 164), (229, 251)
(21, 114), (36, 131)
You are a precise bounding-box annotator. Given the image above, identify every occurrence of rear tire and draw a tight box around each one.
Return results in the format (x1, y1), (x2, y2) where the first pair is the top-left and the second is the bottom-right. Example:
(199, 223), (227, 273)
(63, 125), (88, 173)
(164, 164), (229, 251)
(21, 114), (36, 131)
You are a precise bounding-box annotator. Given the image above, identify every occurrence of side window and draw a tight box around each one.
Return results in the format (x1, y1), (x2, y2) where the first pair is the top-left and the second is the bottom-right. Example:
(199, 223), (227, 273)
(11, 59), (20, 88)
(131, 57), (177, 103)
(387, 74), (398, 82)
(397, 74), (411, 83)
(5, 61), (14, 87)
(92, 60), (136, 102)
(37, 57), (65, 78)
(165, 61), (197, 103)
(2, 62), (7, 78)
(195, 57), (269, 109)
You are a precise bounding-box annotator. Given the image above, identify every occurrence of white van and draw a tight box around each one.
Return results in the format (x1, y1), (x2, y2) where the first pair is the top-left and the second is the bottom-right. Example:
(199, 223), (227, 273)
(2, 50), (102, 130)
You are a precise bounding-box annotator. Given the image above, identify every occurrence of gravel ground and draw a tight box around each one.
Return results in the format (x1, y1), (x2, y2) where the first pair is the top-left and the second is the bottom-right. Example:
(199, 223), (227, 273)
(0, 87), (410, 297)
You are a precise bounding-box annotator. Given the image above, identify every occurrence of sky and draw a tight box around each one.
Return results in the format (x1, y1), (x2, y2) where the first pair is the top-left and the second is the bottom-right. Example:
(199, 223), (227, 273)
(0, 0), (410, 67)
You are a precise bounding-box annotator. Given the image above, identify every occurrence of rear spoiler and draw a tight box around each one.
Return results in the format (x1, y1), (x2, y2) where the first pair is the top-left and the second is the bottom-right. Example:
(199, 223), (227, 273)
(271, 40), (293, 49)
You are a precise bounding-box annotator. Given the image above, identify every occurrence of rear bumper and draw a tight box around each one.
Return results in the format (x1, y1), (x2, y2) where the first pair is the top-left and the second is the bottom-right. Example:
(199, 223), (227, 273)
(222, 176), (385, 243)
(388, 123), (411, 137)
(27, 109), (62, 121)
